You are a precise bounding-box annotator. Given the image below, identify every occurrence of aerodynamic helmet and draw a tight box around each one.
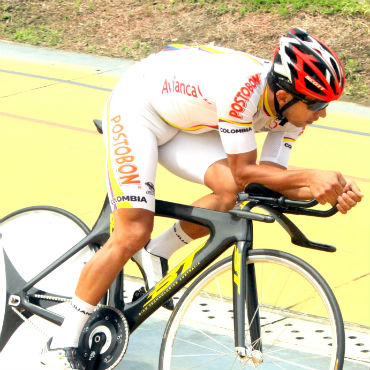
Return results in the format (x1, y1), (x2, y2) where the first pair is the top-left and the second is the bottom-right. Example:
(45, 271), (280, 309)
(269, 28), (345, 102)
(267, 28), (345, 123)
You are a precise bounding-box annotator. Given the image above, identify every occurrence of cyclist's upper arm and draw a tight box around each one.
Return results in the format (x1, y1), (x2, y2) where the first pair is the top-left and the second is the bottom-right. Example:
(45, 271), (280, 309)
(260, 127), (303, 169)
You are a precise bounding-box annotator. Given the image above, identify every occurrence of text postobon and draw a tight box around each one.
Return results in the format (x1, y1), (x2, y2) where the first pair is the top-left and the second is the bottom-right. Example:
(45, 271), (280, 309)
(110, 115), (141, 185)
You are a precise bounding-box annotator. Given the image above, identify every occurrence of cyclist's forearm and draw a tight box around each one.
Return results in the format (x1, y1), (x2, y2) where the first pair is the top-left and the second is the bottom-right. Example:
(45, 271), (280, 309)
(236, 164), (314, 193)
(279, 187), (313, 200)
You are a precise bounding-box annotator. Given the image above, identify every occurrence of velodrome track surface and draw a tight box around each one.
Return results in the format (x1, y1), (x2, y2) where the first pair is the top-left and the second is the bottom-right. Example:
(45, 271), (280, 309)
(0, 41), (369, 369)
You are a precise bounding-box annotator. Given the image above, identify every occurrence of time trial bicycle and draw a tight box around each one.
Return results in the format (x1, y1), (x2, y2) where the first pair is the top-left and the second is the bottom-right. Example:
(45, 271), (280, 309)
(0, 119), (345, 370)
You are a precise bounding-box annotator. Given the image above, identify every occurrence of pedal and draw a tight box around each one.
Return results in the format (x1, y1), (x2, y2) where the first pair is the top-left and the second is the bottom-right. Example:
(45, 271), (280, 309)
(79, 306), (129, 370)
(132, 286), (146, 302)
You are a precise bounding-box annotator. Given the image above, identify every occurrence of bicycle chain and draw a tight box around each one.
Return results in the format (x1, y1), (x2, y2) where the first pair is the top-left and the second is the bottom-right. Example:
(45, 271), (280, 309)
(11, 306), (49, 339)
(11, 295), (108, 342)
(30, 293), (71, 303)
(10, 294), (71, 339)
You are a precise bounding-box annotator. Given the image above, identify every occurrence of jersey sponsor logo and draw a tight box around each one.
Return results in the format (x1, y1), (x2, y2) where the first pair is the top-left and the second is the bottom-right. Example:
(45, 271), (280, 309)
(111, 195), (148, 205)
(220, 127), (252, 134)
(283, 136), (295, 149)
(110, 115), (141, 185)
(229, 73), (262, 119)
(161, 77), (205, 100)
(145, 182), (155, 195)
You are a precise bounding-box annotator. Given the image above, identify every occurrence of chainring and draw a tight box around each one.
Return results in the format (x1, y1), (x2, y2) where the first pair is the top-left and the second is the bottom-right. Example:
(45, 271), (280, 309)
(79, 306), (129, 370)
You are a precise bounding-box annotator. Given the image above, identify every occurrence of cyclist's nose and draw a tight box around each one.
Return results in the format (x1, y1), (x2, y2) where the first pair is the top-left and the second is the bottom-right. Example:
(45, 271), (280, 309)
(318, 107), (327, 118)
(313, 107), (327, 121)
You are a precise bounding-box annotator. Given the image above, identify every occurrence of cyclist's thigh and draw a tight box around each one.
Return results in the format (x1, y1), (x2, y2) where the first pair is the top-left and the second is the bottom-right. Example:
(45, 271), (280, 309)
(158, 130), (227, 185)
(103, 82), (177, 212)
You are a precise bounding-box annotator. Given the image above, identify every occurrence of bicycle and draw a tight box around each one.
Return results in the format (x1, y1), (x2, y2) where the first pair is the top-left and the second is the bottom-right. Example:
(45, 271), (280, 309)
(0, 119), (346, 370)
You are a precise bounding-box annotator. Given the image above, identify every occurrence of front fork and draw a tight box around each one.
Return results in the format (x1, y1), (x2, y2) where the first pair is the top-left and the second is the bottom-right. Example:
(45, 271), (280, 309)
(232, 229), (262, 359)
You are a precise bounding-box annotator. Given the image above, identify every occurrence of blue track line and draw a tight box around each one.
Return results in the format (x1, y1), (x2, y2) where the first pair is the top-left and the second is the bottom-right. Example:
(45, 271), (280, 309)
(1, 67), (369, 137)
(0, 68), (111, 92)
(310, 124), (369, 137)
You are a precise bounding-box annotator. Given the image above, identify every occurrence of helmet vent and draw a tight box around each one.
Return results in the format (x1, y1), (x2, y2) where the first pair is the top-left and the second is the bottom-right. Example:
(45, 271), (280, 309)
(330, 58), (340, 80)
(285, 46), (297, 64)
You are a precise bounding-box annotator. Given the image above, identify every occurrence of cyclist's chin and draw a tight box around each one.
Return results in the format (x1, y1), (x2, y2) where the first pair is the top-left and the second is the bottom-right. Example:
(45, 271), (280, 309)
(291, 120), (307, 128)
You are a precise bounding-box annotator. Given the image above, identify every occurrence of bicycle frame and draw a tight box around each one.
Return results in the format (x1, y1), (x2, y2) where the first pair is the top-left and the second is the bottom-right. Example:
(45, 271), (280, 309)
(1, 180), (339, 354)
(0, 195), (264, 353)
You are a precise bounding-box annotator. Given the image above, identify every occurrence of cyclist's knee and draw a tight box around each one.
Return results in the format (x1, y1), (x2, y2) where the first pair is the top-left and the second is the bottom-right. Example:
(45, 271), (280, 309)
(112, 228), (151, 256)
(214, 191), (237, 212)
(110, 209), (154, 256)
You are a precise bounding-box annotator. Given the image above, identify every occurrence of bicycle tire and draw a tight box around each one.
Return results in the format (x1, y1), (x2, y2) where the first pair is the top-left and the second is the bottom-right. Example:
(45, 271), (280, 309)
(159, 249), (345, 370)
(0, 206), (94, 369)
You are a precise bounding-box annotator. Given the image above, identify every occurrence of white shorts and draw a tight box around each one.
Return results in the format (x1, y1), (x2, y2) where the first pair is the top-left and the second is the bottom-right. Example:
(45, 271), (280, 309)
(103, 66), (227, 212)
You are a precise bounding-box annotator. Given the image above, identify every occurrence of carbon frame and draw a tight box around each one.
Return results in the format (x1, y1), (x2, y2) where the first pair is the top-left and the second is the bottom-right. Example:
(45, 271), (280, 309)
(1, 195), (254, 351)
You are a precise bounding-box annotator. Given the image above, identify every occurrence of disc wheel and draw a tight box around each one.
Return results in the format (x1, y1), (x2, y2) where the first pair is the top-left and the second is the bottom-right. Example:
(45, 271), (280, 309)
(79, 306), (129, 370)
(0, 206), (94, 369)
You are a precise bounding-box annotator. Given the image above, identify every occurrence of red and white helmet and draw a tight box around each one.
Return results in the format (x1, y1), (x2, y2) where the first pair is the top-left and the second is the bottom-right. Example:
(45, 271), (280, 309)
(270, 28), (345, 101)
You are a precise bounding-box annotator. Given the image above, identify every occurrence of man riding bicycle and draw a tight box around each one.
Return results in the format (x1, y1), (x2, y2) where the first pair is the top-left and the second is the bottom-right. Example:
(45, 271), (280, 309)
(41, 28), (363, 369)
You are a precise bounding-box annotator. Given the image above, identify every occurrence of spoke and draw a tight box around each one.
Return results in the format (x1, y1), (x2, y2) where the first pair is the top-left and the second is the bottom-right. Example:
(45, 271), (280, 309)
(247, 264), (300, 354)
(215, 276), (225, 305)
(266, 353), (323, 370)
(175, 336), (232, 355)
(178, 351), (235, 370)
(230, 355), (238, 370)
(192, 325), (234, 352)
(172, 353), (226, 358)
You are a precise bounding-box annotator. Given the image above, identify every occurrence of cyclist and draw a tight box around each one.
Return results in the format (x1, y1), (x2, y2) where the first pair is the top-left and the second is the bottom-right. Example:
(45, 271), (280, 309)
(41, 28), (363, 369)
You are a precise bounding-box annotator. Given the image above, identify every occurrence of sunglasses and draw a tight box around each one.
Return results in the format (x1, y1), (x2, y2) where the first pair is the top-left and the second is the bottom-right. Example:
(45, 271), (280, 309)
(298, 97), (329, 112)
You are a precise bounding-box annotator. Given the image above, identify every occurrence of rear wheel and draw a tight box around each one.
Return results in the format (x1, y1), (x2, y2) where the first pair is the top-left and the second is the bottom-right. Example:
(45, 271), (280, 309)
(159, 249), (344, 370)
(0, 207), (94, 368)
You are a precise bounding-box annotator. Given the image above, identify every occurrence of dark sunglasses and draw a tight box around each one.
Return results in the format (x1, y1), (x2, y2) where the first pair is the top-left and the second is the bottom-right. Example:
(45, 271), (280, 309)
(298, 97), (329, 112)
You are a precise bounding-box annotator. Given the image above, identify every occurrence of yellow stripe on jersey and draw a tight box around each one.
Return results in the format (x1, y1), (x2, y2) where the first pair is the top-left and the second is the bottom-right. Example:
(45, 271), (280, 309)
(159, 114), (218, 131)
(219, 117), (253, 127)
(164, 44), (262, 66)
(258, 93), (263, 112)
(198, 45), (262, 66)
(263, 86), (275, 117)
(165, 44), (190, 50)
(283, 137), (296, 143)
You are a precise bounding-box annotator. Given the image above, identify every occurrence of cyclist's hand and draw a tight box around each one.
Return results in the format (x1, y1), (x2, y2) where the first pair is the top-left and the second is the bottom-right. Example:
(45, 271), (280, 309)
(309, 170), (347, 206)
(336, 181), (364, 214)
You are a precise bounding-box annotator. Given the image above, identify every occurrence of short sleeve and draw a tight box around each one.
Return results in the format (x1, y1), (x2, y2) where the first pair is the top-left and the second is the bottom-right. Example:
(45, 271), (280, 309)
(260, 128), (303, 168)
(215, 70), (265, 155)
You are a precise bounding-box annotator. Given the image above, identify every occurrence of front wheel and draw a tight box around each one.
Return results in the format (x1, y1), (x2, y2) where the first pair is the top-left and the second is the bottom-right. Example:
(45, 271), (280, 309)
(159, 249), (344, 370)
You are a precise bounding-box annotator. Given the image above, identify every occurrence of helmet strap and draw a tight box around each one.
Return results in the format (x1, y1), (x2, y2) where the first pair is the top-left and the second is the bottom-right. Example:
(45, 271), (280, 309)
(273, 92), (299, 126)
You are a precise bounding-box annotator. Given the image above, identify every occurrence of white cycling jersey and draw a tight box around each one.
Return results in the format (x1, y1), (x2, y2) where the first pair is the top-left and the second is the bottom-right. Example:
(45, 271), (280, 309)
(103, 45), (304, 211)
